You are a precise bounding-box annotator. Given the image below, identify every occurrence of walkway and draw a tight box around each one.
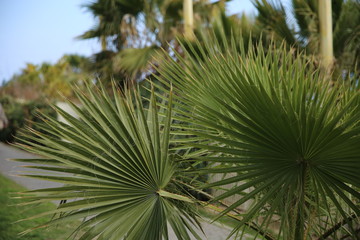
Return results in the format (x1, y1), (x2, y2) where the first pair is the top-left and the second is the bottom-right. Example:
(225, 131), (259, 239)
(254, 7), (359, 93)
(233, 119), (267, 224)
(0, 142), (60, 189)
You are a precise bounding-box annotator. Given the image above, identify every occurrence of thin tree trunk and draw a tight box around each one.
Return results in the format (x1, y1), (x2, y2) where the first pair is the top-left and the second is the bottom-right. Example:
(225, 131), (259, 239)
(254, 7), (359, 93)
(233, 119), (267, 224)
(318, 0), (333, 70)
(183, 0), (194, 40)
(100, 16), (107, 51)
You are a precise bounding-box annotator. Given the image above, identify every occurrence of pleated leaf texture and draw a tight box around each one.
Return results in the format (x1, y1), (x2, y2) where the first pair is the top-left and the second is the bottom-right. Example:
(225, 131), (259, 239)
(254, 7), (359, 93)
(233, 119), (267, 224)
(15, 86), (201, 240)
(156, 37), (360, 239)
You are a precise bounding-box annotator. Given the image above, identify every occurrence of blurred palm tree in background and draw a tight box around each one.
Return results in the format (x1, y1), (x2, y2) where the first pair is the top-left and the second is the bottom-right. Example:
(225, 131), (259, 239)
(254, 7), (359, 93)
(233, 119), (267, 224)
(253, 0), (360, 75)
(80, 0), (360, 84)
(2, 0), (359, 94)
(78, 0), (258, 83)
(78, 0), (185, 82)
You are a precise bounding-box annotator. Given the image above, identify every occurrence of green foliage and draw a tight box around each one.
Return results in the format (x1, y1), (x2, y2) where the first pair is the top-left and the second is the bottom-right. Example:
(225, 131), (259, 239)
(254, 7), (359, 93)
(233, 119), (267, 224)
(0, 97), (25, 142)
(1, 54), (91, 100)
(113, 46), (162, 78)
(0, 174), (80, 240)
(0, 96), (56, 143)
(79, 0), (235, 82)
(15, 85), (202, 240)
(254, 0), (360, 73)
(333, 0), (360, 71)
(155, 35), (360, 239)
(15, 35), (360, 239)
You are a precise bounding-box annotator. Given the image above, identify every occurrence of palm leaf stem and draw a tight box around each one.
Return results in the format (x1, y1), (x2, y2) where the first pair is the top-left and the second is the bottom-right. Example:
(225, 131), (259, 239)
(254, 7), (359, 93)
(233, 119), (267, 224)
(173, 179), (276, 240)
(317, 213), (359, 240)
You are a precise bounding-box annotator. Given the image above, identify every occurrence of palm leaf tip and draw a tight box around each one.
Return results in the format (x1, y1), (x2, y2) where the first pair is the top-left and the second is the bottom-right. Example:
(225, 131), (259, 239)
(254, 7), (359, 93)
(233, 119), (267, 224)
(16, 84), (201, 239)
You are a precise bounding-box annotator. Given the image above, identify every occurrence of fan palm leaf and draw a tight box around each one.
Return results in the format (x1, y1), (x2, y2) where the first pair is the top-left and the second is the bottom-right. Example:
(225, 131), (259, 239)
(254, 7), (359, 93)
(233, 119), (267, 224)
(253, 0), (297, 47)
(113, 45), (162, 78)
(155, 35), (360, 239)
(14, 84), (202, 240)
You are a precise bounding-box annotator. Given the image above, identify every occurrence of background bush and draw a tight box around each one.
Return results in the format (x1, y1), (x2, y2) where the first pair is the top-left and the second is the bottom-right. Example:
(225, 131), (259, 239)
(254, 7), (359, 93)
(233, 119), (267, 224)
(0, 96), (56, 143)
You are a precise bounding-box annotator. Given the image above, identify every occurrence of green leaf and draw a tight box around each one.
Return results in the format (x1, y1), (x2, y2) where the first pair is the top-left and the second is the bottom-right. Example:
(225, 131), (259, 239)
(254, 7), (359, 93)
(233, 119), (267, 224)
(15, 84), (201, 240)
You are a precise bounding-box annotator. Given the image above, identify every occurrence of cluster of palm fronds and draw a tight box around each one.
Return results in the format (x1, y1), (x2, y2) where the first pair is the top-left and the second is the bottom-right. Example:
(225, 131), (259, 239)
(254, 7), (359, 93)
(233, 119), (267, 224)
(15, 32), (360, 240)
(79, 0), (359, 84)
(254, 0), (360, 74)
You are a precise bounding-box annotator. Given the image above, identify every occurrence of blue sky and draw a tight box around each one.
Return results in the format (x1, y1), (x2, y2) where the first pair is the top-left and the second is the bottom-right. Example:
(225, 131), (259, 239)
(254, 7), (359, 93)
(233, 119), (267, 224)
(0, 0), (260, 82)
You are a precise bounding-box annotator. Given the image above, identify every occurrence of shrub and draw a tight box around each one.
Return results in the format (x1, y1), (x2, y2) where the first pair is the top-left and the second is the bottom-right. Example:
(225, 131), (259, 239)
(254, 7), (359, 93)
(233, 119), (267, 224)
(0, 96), (25, 142)
(0, 96), (56, 143)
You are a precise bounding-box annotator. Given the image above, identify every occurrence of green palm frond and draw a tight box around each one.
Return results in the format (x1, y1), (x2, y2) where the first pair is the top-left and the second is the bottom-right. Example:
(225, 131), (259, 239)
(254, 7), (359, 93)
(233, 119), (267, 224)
(113, 45), (162, 78)
(155, 35), (360, 239)
(333, 0), (360, 70)
(14, 84), (201, 240)
(253, 0), (297, 47)
(77, 28), (102, 40)
(291, 0), (319, 52)
(292, 0), (318, 40)
(15, 26), (360, 239)
(254, 0), (360, 73)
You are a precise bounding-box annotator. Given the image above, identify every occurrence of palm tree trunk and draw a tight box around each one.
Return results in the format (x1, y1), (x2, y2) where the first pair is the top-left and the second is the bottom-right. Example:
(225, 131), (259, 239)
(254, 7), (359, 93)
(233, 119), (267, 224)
(183, 0), (194, 40)
(101, 36), (107, 51)
(318, 0), (333, 70)
(99, 16), (107, 51)
(294, 164), (307, 240)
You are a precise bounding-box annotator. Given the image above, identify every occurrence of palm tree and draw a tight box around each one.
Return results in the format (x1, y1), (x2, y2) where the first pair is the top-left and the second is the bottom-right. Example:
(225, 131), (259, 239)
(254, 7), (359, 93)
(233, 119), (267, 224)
(161, 34), (360, 239)
(318, 0), (334, 69)
(253, 0), (360, 73)
(16, 35), (360, 239)
(183, 0), (194, 39)
(79, 0), (149, 51)
(16, 85), (202, 239)
(79, 0), (227, 81)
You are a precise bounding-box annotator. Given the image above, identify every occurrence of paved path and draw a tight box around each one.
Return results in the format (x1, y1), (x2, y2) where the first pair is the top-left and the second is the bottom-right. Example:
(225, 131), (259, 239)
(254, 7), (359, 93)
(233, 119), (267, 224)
(0, 142), (60, 189)
(0, 142), (234, 239)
